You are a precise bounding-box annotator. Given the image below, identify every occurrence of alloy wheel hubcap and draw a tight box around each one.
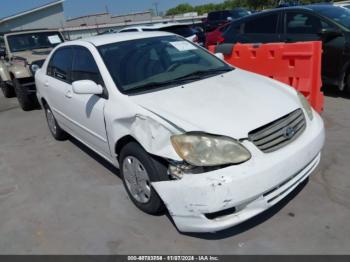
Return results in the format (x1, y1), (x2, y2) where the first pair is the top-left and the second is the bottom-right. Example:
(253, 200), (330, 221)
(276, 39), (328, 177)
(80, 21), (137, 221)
(46, 108), (57, 135)
(123, 156), (151, 204)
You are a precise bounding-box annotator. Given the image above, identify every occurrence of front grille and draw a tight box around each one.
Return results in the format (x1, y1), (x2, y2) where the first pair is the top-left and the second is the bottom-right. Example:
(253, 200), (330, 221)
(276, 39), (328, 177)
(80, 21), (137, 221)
(248, 109), (306, 153)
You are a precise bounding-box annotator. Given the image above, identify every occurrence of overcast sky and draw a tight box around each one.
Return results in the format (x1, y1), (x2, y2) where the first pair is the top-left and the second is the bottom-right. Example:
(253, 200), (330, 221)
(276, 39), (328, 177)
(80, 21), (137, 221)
(0, 0), (223, 19)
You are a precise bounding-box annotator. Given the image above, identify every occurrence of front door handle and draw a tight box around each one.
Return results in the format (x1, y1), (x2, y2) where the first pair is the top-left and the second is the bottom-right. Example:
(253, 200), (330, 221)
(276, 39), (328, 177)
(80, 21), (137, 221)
(65, 90), (72, 98)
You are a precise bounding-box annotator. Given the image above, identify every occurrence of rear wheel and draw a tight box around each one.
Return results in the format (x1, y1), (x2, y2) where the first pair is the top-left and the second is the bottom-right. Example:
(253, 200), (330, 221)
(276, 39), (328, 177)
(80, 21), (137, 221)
(13, 78), (38, 111)
(0, 79), (15, 98)
(44, 104), (68, 141)
(119, 142), (168, 215)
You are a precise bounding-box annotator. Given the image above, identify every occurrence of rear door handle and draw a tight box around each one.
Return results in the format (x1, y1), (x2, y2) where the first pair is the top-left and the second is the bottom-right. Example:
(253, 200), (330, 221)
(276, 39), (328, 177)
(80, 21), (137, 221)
(65, 90), (72, 98)
(44, 82), (49, 87)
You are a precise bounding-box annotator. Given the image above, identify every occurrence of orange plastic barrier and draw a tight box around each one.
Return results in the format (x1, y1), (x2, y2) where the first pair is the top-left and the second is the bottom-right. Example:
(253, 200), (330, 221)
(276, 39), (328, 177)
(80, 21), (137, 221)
(209, 42), (324, 113)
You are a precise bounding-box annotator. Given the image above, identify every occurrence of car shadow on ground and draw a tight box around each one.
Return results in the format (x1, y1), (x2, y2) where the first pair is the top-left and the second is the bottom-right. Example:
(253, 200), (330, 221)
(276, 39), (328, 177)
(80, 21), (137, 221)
(68, 136), (121, 178)
(68, 135), (309, 240)
(322, 85), (350, 99)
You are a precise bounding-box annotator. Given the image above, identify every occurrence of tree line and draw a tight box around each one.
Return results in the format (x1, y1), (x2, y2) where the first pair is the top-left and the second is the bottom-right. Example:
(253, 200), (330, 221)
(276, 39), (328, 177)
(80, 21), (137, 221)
(166, 0), (342, 16)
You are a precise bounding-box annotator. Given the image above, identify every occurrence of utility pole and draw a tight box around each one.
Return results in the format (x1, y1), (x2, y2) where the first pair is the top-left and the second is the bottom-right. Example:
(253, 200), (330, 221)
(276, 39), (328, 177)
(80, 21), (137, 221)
(153, 2), (159, 17)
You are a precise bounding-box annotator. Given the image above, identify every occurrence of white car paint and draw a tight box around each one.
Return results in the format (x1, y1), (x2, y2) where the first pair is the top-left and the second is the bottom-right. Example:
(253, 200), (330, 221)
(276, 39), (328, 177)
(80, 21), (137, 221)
(36, 32), (325, 233)
(118, 23), (198, 43)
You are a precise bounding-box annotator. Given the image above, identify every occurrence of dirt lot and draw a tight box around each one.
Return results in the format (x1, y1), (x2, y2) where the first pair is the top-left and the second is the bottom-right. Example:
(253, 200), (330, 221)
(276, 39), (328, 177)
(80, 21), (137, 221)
(0, 88), (349, 255)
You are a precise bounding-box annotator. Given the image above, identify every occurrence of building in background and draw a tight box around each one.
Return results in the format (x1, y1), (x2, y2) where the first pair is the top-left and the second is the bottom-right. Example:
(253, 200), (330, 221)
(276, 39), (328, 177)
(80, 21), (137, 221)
(66, 11), (154, 27)
(0, 0), (65, 32)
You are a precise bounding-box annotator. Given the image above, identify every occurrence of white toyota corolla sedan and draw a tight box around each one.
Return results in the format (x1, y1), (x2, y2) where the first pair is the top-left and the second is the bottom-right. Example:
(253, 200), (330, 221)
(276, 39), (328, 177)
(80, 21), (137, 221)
(35, 32), (325, 233)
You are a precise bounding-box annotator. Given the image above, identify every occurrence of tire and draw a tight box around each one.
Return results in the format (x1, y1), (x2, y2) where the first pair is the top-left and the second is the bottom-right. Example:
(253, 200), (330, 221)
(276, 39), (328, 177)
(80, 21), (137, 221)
(44, 104), (68, 141)
(345, 72), (350, 95)
(13, 78), (38, 111)
(119, 142), (168, 215)
(0, 79), (15, 98)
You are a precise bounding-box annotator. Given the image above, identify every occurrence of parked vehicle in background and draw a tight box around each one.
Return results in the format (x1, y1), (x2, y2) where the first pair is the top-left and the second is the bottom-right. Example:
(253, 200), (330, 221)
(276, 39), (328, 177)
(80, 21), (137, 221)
(203, 8), (251, 32)
(36, 32), (324, 233)
(334, 0), (350, 9)
(191, 25), (206, 46)
(0, 29), (64, 110)
(118, 23), (200, 44)
(205, 22), (231, 48)
(222, 4), (350, 94)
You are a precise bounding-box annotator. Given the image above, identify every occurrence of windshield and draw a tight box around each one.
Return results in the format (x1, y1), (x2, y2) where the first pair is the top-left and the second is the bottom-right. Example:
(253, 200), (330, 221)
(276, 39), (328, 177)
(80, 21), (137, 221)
(7, 32), (64, 52)
(98, 35), (232, 94)
(317, 7), (350, 28)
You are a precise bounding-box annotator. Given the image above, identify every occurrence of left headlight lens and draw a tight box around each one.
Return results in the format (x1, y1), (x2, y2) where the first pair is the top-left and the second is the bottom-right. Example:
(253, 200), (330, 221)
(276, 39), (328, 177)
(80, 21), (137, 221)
(171, 133), (251, 167)
(297, 92), (313, 120)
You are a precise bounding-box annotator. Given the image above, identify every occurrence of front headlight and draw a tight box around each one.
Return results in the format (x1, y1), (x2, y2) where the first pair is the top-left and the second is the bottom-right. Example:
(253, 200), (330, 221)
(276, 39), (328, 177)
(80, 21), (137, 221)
(297, 92), (313, 120)
(171, 133), (251, 167)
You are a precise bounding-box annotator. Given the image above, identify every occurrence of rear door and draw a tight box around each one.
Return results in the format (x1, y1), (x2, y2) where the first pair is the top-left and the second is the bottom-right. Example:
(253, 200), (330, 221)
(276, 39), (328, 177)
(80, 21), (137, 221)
(282, 10), (346, 82)
(46, 47), (74, 130)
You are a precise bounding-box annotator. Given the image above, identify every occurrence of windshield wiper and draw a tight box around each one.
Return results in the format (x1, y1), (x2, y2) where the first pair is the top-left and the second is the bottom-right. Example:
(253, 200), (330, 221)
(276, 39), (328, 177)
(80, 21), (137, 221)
(125, 68), (233, 94)
(175, 68), (233, 81)
(126, 80), (188, 94)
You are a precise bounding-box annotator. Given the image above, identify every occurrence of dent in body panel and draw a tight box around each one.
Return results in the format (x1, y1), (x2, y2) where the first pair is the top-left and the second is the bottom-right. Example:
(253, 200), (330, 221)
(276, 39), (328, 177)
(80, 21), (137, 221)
(108, 111), (183, 163)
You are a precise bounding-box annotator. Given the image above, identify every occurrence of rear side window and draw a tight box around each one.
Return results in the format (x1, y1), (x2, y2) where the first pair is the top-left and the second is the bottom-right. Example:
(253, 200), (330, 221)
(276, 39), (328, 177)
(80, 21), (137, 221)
(244, 14), (279, 34)
(72, 47), (103, 86)
(47, 47), (73, 82)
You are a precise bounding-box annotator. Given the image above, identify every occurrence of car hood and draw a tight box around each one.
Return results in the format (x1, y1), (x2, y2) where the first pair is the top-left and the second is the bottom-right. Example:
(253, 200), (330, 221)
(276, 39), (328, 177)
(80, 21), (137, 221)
(129, 69), (301, 139)
(11, 49), (52, 64)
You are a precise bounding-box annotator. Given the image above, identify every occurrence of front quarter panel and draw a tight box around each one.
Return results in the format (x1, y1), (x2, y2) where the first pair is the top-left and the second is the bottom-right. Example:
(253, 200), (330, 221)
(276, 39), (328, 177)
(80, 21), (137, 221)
(103, 96), (183, 167)
(0, 60), (11, 81)
(8, 63), (32, 79)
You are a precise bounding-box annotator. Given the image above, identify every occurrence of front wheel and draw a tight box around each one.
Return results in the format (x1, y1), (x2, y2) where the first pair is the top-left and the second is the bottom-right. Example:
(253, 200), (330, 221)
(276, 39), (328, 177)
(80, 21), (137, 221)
(13, 78), (38, 111)
(345, 72), (350, 95)
(119, 142), (168, 215)
(0, 79), (15, 98)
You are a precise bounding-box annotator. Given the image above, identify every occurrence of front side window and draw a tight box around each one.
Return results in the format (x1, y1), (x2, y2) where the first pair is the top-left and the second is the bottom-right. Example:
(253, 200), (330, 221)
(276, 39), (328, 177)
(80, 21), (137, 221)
(317, 6), (350, 28)
(72, 47), (103, 86)
(286, 12), (334, 34)
(244, 14), (279, 34)
(98, 35), (232, 94)
(47, 47), (73, 82)
(7, 32), (64, 52)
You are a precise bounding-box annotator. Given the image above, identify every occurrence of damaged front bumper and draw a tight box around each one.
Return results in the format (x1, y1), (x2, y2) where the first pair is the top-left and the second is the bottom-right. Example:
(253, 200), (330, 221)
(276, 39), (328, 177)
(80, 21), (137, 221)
(152, 113), (325, 233)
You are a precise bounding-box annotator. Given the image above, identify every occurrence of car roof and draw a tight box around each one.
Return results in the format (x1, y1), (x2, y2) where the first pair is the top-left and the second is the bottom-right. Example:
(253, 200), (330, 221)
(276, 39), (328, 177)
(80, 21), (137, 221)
(70, 31), (174, 47)
(230, 4), (343, 23)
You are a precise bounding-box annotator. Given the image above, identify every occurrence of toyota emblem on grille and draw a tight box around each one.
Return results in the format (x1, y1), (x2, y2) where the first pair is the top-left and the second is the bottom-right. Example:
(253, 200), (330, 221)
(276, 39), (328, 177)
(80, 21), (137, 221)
(284, 126), (296, 139)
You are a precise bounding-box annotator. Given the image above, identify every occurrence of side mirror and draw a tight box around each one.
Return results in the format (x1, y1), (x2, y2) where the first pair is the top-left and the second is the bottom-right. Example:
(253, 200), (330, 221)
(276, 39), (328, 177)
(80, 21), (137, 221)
(215, 52), (224, 60)
(72, 80), (103, 95)
(227, 16), (233, 22)
(318, 28), (342, 41)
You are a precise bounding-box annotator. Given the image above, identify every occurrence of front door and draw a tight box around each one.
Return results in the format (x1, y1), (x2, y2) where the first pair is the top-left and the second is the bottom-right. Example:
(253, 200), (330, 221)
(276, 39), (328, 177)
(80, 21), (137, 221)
(282, 11), (346, 84)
